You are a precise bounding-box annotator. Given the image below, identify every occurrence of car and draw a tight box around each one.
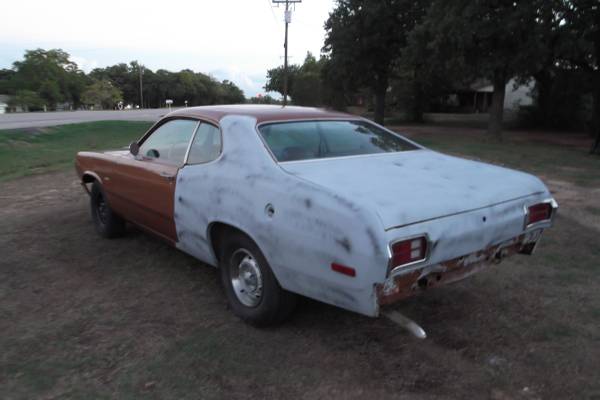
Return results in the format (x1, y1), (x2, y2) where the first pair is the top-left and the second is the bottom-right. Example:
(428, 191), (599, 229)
(75, 105), (557, 330)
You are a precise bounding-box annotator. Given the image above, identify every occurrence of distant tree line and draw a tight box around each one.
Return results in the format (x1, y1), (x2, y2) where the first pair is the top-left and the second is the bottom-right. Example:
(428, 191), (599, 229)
(265, 0), (599, 153)
(0, 49), (245, 112)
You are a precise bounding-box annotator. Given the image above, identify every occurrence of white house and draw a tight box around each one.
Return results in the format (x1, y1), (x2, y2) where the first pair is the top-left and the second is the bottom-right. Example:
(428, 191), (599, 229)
(473, 78), (534, 112)
(0, 94), (9, 114)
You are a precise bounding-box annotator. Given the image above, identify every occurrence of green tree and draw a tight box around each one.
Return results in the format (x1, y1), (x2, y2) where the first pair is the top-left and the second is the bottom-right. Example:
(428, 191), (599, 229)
(219, 80), (245, 104)
(81, 80), (123, 109)
(0, 69), (17, 94)
(90, 62), (139, 106)
(293, 53), (324, 106)
(8, 90), (46, 111)
(323, 0), (422, 124)
(248, 94), (281, 104)
(415, 0), (549, 139)
(265, 52), (325, 106)
(264, 64), (301, 100)
(4, 49), (246, 111)
(10, 49), (85, 109)
(554, 0), (600, 153)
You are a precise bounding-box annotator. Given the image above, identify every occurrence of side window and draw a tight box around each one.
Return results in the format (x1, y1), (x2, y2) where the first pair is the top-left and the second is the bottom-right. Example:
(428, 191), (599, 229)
(139, 119), (197, 165)
(187, 123), (222, 164)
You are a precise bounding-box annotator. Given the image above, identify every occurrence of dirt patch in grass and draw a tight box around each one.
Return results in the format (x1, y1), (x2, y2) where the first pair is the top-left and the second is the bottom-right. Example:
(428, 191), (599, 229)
(540, 177), (600, 232)
(1, 124), (599, 398)
(1, 166), (599, 399)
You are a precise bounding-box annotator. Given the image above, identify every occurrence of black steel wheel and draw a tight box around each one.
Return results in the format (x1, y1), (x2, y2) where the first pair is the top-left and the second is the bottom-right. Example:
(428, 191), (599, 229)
(90, 181), (126, 238)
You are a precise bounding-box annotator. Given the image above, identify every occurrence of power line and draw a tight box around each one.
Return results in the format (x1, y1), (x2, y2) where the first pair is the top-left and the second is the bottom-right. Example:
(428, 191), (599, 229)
(265, 0), (278, 24)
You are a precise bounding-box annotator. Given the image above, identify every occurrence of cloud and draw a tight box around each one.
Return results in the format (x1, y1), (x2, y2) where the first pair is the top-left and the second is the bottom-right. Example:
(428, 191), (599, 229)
(210, 67), (272, 99)
(70, 56), (98, 73)
(0, 0), (334, 100)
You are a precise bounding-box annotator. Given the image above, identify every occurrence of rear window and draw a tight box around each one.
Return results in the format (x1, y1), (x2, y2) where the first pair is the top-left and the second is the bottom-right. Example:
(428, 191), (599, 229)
(258, 120), (418, 162)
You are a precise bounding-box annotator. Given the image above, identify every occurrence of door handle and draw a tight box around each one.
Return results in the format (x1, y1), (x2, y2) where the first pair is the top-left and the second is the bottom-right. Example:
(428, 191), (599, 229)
(160, 171), (175, 182)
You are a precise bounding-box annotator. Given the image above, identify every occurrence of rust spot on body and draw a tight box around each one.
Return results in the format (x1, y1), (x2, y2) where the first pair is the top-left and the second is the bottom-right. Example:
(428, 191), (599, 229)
(377, 236), (526, 306)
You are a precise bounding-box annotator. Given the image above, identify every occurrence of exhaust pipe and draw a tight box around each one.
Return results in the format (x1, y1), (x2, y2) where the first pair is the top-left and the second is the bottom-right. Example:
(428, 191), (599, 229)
(383, 310), (427, 339)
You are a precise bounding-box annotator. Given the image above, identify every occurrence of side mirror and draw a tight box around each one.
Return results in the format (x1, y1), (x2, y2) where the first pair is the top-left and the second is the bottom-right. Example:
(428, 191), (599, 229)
(129, 141), (140, 156)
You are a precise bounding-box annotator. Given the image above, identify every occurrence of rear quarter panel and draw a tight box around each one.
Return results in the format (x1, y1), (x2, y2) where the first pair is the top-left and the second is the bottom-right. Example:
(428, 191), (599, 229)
(174, 115), (390, 316)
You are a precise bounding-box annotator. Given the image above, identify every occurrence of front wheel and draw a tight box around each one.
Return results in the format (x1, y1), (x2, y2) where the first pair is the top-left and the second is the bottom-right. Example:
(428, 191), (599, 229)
(219, 233), (297, 326)
(90, 181), (126, 238)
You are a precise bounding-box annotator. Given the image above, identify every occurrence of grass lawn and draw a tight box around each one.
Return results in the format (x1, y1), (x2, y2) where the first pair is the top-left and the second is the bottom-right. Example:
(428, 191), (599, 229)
(0, 121), (153, 181)
(394, 126), (600, 188)
(1, 121), (599, 398)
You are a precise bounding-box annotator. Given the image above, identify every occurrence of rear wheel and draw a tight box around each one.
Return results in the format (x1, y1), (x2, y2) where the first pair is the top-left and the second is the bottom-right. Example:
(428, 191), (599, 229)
(219, 232), (297, 326)
(90, 181), (125, 238)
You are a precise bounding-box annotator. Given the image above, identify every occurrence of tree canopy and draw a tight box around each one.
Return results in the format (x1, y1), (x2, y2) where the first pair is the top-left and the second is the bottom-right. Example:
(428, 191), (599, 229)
(323, 0), (427, 124)
(81, 80), (123, 109)
(265, 52), (324, 106)
(413, 0), (552, 138)
(554, 0), (600, 152)
(0, 49), (246, 111)
(261, 0), (597, 146)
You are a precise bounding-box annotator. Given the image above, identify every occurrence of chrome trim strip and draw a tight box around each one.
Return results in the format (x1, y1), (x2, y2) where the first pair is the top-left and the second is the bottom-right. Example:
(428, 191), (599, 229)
(137, 116), (201, 147)
(279, 150), (423, 165)
(182, 120), (225, 166)
(386, 192), (545, 232)
(183, 121), (201, 165)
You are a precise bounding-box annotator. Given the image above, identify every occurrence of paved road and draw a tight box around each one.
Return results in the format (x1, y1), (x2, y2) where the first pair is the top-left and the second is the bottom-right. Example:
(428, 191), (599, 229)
(0, 109), (177, 130)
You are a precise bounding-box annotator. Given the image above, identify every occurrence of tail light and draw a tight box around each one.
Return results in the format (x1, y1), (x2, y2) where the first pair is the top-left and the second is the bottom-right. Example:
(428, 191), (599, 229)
(525, 202), (553, 227)
(390, 236), (428, 269)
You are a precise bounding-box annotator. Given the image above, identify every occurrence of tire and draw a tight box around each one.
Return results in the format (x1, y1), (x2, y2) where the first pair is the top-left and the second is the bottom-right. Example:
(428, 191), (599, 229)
(219, 232), (297, 326)
(90, 181), (126, 238)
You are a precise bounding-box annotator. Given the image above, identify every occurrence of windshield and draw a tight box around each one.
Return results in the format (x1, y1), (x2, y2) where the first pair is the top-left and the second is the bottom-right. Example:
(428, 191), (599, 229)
(258, 120), (418, 162)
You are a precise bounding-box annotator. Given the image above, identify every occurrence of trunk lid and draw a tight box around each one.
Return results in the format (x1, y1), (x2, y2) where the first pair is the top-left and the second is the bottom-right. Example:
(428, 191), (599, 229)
(281, 150), (548, 229)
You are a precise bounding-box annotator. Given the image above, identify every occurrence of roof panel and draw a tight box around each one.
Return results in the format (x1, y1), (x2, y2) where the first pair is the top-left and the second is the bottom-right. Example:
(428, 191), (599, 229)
(168, 104), (357, 124)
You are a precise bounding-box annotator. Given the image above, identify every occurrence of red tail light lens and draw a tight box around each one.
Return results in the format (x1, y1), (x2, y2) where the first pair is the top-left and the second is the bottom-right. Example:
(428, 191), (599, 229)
(390, 236), (428, 268)
(526, 203), (552, 227)
(331, 263), (356, 277)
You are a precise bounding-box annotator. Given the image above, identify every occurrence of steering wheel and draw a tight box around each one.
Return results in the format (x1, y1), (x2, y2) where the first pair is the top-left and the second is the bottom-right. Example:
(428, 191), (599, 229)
(146, 149), (160, 158)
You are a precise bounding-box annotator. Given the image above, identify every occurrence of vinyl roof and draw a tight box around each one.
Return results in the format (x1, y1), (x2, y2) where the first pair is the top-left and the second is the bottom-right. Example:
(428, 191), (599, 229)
(168, 104), (357, 124)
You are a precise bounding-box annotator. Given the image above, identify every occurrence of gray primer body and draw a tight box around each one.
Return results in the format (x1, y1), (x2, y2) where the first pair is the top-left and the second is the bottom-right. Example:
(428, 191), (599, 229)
(174, 115), (554, 317)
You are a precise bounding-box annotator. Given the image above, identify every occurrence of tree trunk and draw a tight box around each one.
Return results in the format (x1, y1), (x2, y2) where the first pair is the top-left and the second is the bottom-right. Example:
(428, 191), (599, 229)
(374, 84), (386, 125)
(488, 69), (507, 140)
(410, 68), (425, 123)
(591, 129), (600, 155)
(534, 69), (554, 128)
(590, 82), (600, 155)
(590, 32), (600, 155)
(411, 83), (424, 123)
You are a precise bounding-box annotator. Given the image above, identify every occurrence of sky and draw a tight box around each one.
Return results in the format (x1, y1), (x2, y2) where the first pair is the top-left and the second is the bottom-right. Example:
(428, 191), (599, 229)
(0, 0), (336, 98)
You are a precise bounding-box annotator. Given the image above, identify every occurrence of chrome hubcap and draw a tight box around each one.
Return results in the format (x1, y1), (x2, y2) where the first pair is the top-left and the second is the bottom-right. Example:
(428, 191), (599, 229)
(230, 249), (263, 307)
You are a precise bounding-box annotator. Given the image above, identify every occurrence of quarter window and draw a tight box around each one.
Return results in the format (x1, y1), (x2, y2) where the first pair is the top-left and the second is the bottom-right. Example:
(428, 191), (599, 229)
(187, 123), (221, 164)
(139, 119), (198, 165)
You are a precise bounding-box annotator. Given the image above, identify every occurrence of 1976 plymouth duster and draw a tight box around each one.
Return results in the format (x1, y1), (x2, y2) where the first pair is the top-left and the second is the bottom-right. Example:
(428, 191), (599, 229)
(76, 105), (557, 331)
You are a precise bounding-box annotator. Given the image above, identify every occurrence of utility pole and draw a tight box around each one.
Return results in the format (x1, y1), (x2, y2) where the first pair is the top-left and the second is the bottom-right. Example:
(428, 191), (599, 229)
(273, 0), (301, 106)
(139, 64), (144, 109)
